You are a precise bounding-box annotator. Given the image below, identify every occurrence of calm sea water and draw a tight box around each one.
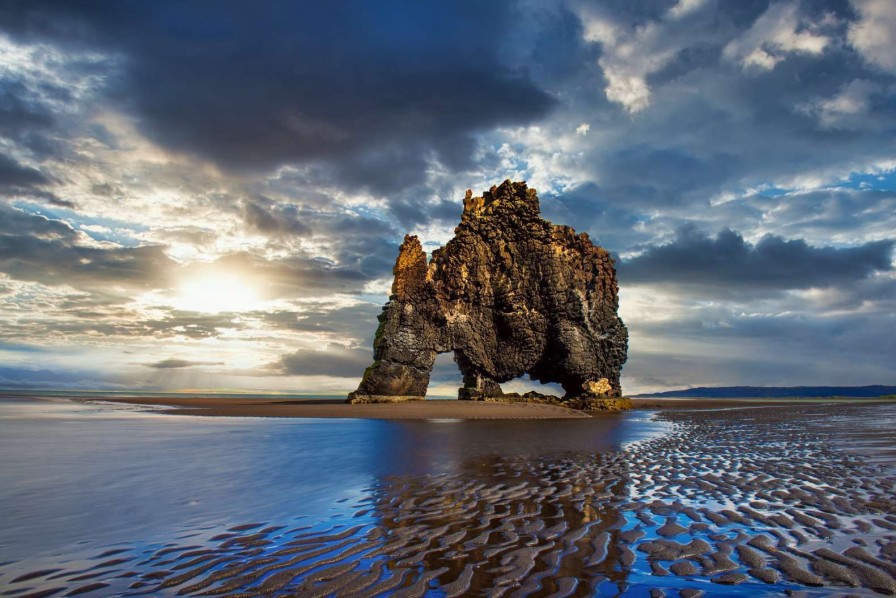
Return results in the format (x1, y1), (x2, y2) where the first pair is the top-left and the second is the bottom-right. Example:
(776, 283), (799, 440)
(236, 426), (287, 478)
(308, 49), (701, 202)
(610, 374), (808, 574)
(0, 396), (667, 568)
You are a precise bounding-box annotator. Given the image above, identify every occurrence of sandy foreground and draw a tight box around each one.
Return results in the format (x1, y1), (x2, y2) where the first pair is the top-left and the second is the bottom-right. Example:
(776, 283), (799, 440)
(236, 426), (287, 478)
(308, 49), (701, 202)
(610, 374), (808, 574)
(6, 399), (894, 596)
(97, 394), (896, 419)
(99, 396), (592, 418)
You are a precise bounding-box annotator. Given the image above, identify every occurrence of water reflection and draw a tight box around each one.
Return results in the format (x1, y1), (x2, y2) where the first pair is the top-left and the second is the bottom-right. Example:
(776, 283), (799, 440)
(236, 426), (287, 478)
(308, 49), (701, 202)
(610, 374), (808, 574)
(363, 452), (635, 595)
(0, 397), (660, 565)
(3, 398), (892, 596)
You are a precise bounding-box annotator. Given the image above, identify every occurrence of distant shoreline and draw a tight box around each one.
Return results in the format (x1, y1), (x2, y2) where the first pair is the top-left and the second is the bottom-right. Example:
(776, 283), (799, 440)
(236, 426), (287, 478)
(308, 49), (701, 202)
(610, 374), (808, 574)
(633, 384), (896, 398)
(69, 395), (896, 420)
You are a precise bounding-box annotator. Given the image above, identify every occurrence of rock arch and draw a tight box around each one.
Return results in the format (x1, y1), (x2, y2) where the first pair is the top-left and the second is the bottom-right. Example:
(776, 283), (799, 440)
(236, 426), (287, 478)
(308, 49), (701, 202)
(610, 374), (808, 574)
(347, 181), (628, 405)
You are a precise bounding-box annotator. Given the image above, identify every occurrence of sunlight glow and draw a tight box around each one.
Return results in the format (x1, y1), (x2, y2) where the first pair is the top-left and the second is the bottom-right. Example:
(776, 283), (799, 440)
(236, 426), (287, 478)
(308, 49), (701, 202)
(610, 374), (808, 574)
(173, 272), (263, 313)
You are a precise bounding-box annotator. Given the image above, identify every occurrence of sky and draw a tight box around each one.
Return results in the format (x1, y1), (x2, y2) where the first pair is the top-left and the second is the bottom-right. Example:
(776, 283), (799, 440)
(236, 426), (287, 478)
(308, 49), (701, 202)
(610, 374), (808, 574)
(0, 0), (894, 396)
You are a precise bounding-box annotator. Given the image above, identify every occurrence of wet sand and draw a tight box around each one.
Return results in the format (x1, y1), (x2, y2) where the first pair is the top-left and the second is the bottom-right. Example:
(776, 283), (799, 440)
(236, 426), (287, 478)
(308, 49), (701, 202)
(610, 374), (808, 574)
(94, 396), (592, 418)
(3, 400), (894, 596)
(631, 396), (896, 409)
(94, 394), (896, 419)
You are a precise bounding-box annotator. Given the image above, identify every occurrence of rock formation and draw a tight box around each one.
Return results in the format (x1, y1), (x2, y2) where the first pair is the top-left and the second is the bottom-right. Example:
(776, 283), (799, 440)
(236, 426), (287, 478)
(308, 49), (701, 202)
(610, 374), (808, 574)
(347, 181), (628, 408)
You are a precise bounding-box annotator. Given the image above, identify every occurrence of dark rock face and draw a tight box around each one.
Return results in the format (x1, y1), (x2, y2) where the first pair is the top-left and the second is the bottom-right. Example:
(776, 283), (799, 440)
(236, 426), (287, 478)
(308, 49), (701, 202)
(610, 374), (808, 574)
(347, 181), (628, 405)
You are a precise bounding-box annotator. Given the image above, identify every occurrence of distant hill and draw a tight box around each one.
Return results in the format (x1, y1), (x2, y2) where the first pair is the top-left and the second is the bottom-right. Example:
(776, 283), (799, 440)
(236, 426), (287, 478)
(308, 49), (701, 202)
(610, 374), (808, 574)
(632, 385), (896, 398)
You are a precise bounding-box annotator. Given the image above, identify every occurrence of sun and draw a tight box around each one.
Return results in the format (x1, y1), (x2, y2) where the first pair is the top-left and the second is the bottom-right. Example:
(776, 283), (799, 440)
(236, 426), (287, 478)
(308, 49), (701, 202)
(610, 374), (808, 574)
(172, 272), (263, 314)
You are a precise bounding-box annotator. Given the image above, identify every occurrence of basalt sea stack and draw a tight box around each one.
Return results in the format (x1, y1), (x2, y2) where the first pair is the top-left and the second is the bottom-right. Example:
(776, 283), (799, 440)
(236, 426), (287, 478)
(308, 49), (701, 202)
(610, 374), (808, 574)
(348, 181), (628, 408)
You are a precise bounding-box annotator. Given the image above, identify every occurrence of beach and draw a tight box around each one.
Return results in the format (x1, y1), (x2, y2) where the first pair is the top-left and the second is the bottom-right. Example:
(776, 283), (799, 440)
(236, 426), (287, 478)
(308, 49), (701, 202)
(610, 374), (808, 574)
(91, 395), (593, 419)
(0, 395), (894, 596)
(78, 393), (896, 419)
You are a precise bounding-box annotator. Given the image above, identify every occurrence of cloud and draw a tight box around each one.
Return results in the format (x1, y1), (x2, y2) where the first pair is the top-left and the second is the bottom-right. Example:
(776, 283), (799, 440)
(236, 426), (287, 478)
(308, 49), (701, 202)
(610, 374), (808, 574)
(736, 188), (896, 246)
(0, 1), (555, 192)
(144, 359), (224, 369)
(0, 153), (48, 187)
(272, 345), (373, 377)
(260, 303), (381, 340)
(848, 0), (896, 73)
(722, 2), (831, 71)
(0, 303), (246, 343)
(241, 196), (311, 238)
(0, 78), (54, 138)
(1, 0), (895, 395)
(621, 226), (894, 291)
(0, 366), (121, 389)
(798, 79), (881, 129)
(667, 0), (709, 20)
(580, 11), (681, 113)
(0, 203), (175, 291)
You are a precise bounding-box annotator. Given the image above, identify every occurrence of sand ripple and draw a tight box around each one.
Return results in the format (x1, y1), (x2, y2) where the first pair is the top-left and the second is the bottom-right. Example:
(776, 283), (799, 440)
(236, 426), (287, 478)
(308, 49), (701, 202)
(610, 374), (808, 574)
(2, 403), (894, 596)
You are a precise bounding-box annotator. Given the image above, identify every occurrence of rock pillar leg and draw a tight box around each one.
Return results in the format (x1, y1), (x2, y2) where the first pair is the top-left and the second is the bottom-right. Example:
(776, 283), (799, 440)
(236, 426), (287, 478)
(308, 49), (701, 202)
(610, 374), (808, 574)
(346, 235), (444, 404)
(560, 377), (631, 411)
(457, 372), (504, 401)
(347, 351), (436, 403)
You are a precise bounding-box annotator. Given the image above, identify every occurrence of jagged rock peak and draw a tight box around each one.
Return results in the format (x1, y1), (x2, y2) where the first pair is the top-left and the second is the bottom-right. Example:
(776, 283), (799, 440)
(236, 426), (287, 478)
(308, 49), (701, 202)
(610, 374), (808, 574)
(347, 180), (629, 409)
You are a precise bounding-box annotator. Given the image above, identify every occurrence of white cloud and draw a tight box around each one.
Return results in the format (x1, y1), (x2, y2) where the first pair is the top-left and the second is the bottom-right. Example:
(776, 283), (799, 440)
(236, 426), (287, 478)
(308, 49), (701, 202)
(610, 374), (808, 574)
(723, 2), (830, 71)
(578, 1), (727, 114)
(799, 79), (880, 129)
(667, 0), (708, 20)
(581, 16), (680, 113)
(848, 0), (896, 73)
(604, 72), (654, 113)
(0, 34), (114, 110)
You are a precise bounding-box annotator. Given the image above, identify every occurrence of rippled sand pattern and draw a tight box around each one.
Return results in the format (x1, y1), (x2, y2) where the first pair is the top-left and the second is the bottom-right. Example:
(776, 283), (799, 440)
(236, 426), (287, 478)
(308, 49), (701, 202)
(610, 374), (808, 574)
(2, 403), (894, 596)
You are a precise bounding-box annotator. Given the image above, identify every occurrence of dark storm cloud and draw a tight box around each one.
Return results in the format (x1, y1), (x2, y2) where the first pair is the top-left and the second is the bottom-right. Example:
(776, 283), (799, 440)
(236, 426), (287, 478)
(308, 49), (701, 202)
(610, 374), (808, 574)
(0, 203), (175, 290)
(0, 154), (48, 187)
(541, 183), (649, 252)
(261, 208), (401, 277)
(621, 226), (894, 290)
(0, 77), (62, 160)
(387, 194), (464, 229)
(0, 1), (555, 192)
(626, 286), (896, 388)
(261, 303), (381, 338)
(144, 359), (224, 369)
(335, 234), (403, 279)
(273, 345), (373, 377)
(242, 196), (311, 238)
(0, 79), (54, 135)
(0, 66), (82, 163)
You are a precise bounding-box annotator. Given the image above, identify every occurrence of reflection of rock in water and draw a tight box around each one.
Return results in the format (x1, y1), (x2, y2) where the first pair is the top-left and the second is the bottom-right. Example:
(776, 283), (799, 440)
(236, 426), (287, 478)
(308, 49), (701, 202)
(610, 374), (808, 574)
(3, 403), (895, 596)
(364, 453), (633, 596)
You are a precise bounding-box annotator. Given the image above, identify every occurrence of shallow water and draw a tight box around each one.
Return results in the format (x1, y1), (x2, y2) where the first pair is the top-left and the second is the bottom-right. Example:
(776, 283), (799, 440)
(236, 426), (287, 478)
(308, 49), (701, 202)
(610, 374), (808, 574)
(0, 397), (893, 597)
(0, 397), (663, 577)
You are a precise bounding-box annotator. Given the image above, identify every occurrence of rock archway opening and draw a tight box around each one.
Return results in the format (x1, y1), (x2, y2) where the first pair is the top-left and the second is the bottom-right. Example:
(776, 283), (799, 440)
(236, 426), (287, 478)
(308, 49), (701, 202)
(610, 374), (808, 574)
(500, 377), (564, 399)
(424, 352), (464, 399)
